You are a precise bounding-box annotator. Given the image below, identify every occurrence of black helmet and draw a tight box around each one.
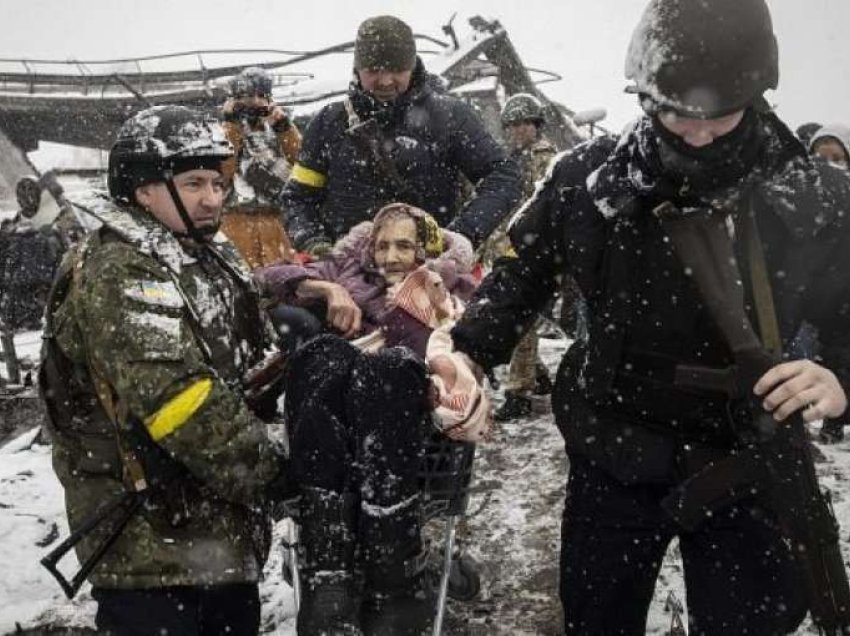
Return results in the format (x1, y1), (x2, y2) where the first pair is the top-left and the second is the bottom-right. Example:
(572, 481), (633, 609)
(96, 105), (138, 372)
(501, 93), (545, 127)
(228, 67), (273, 98)
(625, 0), (778, 119)
(108, 105), (233, 203)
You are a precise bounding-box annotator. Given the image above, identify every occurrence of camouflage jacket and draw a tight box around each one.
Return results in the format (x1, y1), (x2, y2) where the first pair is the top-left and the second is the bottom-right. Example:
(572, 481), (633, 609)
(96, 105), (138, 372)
(42, 195), (283, 589)
(480, 138), (558, 264)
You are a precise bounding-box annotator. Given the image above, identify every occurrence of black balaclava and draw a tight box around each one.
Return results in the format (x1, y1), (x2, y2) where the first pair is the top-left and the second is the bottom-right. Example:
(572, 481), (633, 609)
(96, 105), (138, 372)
(652, 108), (762, 196)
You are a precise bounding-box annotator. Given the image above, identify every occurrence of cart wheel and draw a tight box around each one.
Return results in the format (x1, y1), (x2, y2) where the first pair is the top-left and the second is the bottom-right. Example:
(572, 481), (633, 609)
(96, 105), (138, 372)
(448, 553), (481, 601)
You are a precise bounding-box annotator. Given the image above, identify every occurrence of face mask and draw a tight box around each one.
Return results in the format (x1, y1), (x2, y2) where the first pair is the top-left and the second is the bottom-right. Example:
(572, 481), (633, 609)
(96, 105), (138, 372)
(653, 109), (761, 194)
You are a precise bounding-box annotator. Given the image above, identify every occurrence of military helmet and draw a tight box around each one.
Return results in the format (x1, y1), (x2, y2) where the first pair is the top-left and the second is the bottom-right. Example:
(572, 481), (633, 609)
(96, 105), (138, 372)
(501, 93), (545, 127)
(228, 66), (274, 98)
(625, 0), (779, 119)
(108, 105), (233, 202)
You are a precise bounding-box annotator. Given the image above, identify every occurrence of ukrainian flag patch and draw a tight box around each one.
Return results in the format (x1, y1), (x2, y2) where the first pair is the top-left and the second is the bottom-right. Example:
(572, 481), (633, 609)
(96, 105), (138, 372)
(124, 280), (184, 309)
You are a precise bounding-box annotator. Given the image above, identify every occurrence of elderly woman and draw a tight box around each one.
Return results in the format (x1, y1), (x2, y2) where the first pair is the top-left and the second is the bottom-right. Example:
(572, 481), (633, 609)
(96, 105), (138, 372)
(255, 203), (487, 635)
(256, 202), (478, 357)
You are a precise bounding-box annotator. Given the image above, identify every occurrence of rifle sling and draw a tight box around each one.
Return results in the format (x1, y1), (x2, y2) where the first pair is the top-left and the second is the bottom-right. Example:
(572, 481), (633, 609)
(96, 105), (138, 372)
(741, 201), (783, 356)
(343, 97), (422, 207)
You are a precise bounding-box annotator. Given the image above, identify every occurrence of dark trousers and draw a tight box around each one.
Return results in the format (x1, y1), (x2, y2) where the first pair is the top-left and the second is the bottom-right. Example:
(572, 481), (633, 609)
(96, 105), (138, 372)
(92, 583), (260, 635)
(285, 334), (429, 504)
(560, 456), (807, 635)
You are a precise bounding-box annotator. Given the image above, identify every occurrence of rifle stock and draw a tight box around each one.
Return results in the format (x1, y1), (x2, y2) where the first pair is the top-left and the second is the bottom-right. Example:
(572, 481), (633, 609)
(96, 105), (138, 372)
(41, 491), (144, 598)
(655, 202), (850, 633)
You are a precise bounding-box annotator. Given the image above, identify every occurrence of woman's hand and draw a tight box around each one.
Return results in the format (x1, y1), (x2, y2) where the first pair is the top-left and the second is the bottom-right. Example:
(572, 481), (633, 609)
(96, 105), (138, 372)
(296, 280), (362, 338)
(754, 359), (848, 423)
(428, 354), (456, 409)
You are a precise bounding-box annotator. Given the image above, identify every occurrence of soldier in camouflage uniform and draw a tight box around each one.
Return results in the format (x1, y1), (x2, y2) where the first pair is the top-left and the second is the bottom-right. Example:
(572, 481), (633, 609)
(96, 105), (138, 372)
(40, 106), (287, 635)
(487, 94), (558, 421)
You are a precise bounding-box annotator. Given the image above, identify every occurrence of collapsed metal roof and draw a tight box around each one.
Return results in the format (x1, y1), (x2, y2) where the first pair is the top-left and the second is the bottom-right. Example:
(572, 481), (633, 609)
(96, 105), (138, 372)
(0, 16), (585, 210)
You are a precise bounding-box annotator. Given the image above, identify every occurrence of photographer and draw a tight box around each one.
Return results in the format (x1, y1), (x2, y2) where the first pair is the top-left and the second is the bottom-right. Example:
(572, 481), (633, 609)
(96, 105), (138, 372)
(220, 66), (302, 269)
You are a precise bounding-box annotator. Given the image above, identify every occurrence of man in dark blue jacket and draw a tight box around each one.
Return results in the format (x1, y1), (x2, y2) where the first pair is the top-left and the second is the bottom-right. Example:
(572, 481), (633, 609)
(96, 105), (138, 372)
(449, 0), (850, 633)
(282, 15), (520, 257)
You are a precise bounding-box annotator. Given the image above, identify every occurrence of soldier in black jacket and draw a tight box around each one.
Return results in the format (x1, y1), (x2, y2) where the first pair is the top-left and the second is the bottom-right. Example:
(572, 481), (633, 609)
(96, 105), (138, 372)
(451, 0), (850, 633)
(282, 15), (520, 257)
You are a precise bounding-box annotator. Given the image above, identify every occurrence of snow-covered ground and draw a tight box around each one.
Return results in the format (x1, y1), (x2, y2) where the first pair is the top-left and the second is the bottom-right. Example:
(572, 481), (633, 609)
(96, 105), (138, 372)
(1, 334), (847, 634)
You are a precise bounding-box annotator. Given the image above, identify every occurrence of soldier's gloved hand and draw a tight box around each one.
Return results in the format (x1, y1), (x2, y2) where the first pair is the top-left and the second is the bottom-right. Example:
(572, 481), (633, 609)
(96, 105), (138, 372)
(302, 239), (334, 260)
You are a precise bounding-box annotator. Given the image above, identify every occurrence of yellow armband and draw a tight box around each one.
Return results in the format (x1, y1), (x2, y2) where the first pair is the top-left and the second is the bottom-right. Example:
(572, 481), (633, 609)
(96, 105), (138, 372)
(145, 378), (213, 441)
(291, 163), (328, 188)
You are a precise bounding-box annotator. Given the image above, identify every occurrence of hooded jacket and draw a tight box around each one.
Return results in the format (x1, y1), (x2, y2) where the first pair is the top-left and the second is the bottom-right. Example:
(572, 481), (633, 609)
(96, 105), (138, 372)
(809, 123), (850, 165)
(281, 59), (520, 251)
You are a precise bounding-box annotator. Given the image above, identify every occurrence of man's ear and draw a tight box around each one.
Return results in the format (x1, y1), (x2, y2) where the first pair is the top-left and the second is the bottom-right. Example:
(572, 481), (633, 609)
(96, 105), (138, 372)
(134, 183), (154, 209)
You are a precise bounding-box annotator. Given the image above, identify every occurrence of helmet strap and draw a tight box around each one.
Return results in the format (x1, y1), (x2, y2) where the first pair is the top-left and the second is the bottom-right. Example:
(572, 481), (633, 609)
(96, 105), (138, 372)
(165, 178), (208, 243)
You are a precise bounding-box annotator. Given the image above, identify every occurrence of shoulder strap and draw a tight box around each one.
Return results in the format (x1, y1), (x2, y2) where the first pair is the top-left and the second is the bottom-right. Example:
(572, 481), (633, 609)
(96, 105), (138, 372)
(741, 201), (783, 356)
(342, 97), (423, 207)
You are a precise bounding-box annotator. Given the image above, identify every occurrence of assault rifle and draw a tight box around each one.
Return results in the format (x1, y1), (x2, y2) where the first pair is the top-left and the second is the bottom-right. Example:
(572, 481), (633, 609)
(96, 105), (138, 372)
(40, 418), (183, 599)
(654, 201), (850, 634)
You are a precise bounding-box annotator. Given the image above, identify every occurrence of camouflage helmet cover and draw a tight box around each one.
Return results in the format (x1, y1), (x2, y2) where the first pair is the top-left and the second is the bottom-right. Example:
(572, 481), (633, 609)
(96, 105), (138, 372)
(625, 0), (779, 118)
(501, 93), (545, 127)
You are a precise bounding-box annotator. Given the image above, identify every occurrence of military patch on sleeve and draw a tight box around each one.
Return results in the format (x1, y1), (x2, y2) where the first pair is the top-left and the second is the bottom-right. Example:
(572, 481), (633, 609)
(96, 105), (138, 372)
(123, 280), (185, 310)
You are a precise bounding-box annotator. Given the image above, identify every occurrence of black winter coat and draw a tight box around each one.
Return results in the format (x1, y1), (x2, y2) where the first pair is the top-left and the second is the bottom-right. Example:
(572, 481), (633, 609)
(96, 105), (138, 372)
(453, 111), (850, 456)
(282, 59), (520, 250)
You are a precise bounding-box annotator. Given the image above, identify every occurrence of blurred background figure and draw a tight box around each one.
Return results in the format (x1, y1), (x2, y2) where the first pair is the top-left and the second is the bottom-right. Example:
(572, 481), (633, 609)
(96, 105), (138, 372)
(0, 176), (64, 332)
(220, 66), (302, 269)
(485, 93), (557, 421)
(809, 123), (850, 170)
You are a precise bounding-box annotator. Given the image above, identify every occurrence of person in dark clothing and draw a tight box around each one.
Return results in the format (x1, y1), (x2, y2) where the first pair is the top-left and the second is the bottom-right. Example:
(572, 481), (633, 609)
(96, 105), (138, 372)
(282, 15), (520, 256)
(450, 0), (850, 633)
(0, 176), (63, 331)
(285, 336), (435, 636)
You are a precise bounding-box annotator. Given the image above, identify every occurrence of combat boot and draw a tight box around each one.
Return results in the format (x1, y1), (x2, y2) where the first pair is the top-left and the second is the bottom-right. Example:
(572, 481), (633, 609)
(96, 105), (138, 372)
(297, 487), (362, 636)
(359, 495), (434, 635)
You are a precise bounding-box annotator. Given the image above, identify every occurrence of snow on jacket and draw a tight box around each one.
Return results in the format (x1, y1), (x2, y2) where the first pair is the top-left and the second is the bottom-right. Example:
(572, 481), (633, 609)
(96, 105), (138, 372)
(43, 195), (283, 589)
(255, 221), (477, 358)
(453, 109), (850, 446)
(281, 58), (521, 251)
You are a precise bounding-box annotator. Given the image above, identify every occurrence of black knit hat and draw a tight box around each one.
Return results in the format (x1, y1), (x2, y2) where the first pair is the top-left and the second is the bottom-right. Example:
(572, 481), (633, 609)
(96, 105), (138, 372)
(354, 15), (416, 71)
